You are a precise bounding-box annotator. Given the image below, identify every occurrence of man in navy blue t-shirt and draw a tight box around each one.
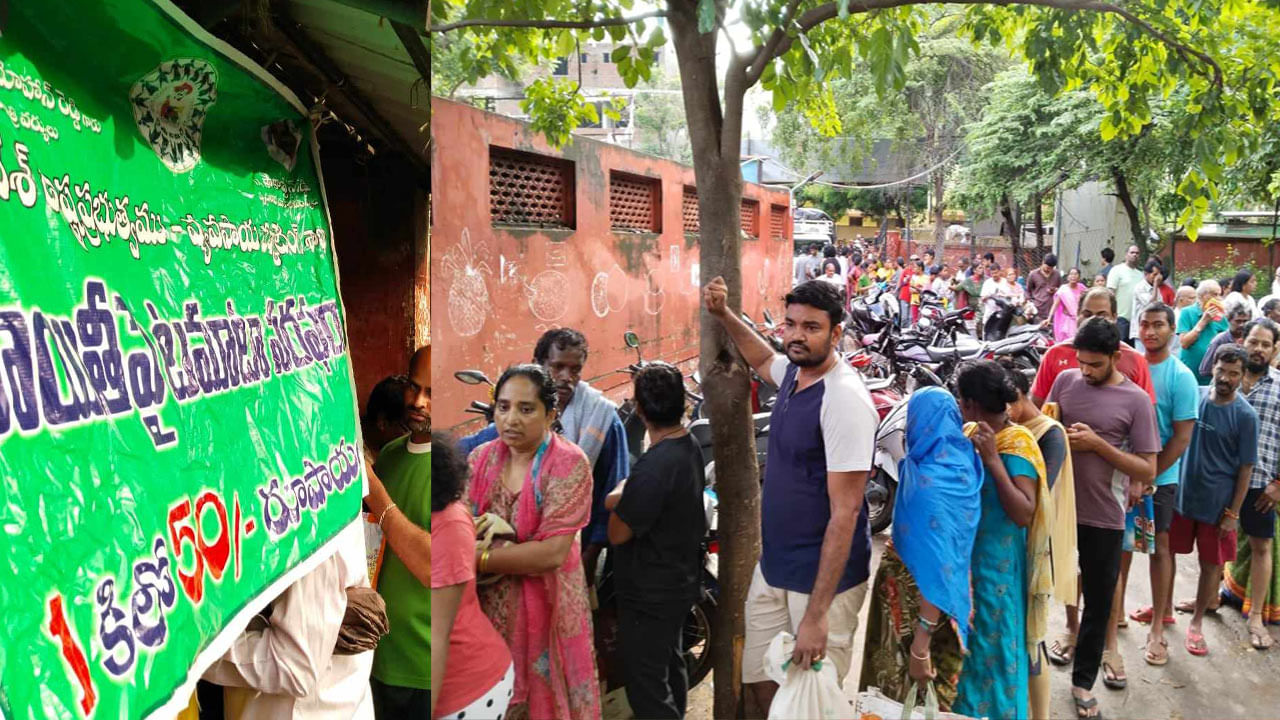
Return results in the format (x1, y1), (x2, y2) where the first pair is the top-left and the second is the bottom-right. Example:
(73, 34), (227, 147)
(703, 277), (878, 714)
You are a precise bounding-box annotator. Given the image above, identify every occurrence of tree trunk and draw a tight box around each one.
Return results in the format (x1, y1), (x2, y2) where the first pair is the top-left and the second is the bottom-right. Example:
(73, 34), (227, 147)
(1000, 194), (1023, 272)
(670, 5), (762, 718)
(933, 170), (946, 261)
(1111, 165), (1147, 254)
(1033, 192), (1046, 265)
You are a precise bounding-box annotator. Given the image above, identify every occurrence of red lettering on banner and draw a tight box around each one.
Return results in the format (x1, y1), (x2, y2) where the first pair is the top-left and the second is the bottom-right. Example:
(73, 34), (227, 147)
(46, 593), (97, 715)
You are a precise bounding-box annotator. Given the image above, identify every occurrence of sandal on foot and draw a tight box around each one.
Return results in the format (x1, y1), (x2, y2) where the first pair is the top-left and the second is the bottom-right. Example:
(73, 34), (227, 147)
(1144, 636), (1169, 666)
(1074, 694), (1102, 719)
(1250, 626), (1275, 650)
(1049, 633), (1077, 665)
(1130, 605), (1176, 625)
(1101, 650), (1127, 689)
(1185, 628), (1209, 656)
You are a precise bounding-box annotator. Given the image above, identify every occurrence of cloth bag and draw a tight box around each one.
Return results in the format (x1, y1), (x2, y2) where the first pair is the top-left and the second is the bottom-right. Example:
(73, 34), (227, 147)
(763, 632), (853, 720)
(855, 683), (984, 720)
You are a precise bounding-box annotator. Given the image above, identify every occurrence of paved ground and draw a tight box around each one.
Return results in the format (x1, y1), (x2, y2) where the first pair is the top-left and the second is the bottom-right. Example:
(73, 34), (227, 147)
(663, 534), (1280, 719)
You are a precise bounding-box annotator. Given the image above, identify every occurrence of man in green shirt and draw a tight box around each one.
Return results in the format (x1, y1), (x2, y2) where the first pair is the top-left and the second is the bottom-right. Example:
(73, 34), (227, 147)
(367, 344), (432, 717)
(1106, 244), (1146, 344)
(953, 263), (988, 333)
(1178, 280), (1230, 385)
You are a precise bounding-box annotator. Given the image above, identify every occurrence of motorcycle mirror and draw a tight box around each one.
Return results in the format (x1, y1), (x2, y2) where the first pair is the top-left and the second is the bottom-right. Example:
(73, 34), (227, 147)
(763, 309), (775, 328)
(623, 331), (641, 349)
(741, 311), (755, 326)
(455, 370), (492, 386)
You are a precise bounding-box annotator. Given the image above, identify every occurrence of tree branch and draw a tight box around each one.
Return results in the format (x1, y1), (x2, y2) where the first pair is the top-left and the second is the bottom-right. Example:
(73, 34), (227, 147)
(430, 10), (666, 33)
(742, 0), (1223, 89)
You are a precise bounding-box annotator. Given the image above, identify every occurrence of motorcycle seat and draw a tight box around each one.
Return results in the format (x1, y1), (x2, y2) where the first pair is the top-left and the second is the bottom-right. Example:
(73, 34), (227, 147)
(925, 344), (983, 362)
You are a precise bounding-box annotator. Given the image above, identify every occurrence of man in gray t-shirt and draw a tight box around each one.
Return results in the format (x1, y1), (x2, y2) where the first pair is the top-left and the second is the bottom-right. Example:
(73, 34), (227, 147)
(1047, 317), (1158, 719)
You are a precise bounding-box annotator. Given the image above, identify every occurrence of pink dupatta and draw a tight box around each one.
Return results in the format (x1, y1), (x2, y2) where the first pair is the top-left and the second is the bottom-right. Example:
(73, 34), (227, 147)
(468, 433), (600, 720)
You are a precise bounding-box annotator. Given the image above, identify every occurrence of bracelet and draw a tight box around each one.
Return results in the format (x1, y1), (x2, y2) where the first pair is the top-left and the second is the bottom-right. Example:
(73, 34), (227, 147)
(479, 549), (491, 573)
(910, 646), (931, 661)
(917, 615), (941, 634)
(1223, 508), (1239, 520)
(377, 503), (398, 529)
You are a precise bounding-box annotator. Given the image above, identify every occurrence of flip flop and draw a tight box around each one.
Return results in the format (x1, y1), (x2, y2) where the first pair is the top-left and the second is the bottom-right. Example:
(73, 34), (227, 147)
(1185, 628), (1209, 656)
(1250, 626), (1275, 650)
(1144, 636), (1169, 666)
(1049, 633), (1077, 666)
(1073, 694), (1102, 719)
(1101, 650), (1127, 689)
(1130, 605), (1176, 625)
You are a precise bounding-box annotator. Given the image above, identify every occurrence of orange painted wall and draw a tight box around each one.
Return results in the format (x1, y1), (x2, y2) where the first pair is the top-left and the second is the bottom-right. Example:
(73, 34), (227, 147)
(431, 98), (793, 432)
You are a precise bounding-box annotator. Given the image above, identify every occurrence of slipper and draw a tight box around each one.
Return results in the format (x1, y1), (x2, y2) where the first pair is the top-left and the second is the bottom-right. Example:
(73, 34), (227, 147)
(1250, 626), (1275, 650)
(1073, 694), (1102, 719)
(1049, 633), (1077, 666)
(1144, 636), (1169, 666)
(1116, 617), (1129, 630)
(1101, 650), (1127, 689)
(1185, 628), (1209, 656)
(1175, 599), (1219, 615)
(1130, 605), (1176, 626)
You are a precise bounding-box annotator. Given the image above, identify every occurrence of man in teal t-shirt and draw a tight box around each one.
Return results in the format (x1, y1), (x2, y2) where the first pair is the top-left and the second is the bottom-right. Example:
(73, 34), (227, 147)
(1135, 303), (1199, 662)
(1177, 280), (1229, 385)
(368, 345), (432, 717)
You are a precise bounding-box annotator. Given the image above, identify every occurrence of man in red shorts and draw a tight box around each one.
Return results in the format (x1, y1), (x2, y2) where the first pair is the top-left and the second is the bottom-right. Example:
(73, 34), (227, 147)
(1032, 286), (1155, 407)
(1172, 344), (1257, 656)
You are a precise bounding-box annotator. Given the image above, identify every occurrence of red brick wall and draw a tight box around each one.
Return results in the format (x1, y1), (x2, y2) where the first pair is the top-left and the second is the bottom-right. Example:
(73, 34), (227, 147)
(431, 98), (793, 432)
(1168, 237), (1276, 277)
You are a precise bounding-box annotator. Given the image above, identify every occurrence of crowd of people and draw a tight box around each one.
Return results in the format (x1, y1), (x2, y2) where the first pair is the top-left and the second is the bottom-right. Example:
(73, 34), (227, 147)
(425, 243), (1280, 720)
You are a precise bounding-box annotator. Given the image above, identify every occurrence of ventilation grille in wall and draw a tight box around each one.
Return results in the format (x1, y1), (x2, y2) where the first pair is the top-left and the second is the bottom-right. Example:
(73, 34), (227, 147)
(609, 171), (662, 232)
(770, 204), (788, 241)
(741, 198), (760, 238)
(489, 147), (575, 228)
(682, 186), (700, 234)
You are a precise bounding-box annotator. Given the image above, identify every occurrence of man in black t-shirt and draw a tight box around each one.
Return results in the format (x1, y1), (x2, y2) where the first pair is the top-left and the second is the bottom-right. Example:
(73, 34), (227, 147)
(606, 362), (705, 720)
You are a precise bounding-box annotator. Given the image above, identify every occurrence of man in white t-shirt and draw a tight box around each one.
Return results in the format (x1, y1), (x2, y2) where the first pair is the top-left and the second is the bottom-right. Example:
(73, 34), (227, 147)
(703, 277), (877, 715)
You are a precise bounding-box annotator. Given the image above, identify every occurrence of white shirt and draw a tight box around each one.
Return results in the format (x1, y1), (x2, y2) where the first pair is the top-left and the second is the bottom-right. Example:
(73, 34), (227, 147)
(204, 524), (375, 719)
(931, 277), (954, 303)
(1224, 291), (1259, 319)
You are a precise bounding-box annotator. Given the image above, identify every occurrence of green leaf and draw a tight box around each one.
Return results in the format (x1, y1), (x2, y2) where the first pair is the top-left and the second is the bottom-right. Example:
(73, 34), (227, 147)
(697, 0), (716, 34)
(612, 45), (631, 62)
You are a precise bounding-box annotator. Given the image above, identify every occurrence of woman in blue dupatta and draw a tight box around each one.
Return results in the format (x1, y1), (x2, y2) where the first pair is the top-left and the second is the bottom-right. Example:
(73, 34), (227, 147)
(952, 361), (1046, 720)
(858, 386), (984, 709)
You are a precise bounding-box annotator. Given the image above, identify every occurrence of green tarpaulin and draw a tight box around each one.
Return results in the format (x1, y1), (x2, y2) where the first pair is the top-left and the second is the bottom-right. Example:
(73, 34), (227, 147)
(0, 1), (364, 717)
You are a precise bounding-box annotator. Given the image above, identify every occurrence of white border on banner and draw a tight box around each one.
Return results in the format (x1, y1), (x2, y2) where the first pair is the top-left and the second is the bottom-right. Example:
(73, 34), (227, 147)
(143, 2), (374, 719)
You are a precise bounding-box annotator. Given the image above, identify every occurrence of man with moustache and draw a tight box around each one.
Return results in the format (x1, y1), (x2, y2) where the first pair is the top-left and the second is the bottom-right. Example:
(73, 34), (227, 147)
(366, 345), (433, 718)
(703, 277), (877, 716)
(1232, 318), (1280, 650)
(1172, 344), (1258, 657)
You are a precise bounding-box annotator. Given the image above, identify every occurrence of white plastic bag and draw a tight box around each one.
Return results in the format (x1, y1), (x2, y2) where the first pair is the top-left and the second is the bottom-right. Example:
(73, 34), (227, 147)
(854, 683), (983, 720)
(763, 632), (854, 720)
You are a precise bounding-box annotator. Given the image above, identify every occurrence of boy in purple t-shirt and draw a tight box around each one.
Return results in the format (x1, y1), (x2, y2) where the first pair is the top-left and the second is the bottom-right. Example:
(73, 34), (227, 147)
(1047, 318), (1159, 720)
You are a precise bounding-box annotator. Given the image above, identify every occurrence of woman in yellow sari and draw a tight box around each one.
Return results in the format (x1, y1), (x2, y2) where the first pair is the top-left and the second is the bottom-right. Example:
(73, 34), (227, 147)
(953, 361), (1052, 720)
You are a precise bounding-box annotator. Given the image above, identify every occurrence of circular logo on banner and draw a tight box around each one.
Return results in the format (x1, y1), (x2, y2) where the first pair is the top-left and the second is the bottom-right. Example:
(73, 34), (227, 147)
(130, 58), (218, 173)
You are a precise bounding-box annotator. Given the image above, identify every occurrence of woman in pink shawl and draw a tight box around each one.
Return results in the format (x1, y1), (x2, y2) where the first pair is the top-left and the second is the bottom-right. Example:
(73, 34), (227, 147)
(467, 364), (600, 720)
(1047, 267), (1085, 342)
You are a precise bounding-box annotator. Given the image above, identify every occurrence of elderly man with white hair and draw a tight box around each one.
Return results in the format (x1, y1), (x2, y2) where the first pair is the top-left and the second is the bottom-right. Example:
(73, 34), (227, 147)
(1177, 279), (1231, 385)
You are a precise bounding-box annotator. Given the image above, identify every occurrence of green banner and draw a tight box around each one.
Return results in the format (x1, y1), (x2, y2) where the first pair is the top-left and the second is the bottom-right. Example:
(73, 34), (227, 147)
(0, 2), (364, 718)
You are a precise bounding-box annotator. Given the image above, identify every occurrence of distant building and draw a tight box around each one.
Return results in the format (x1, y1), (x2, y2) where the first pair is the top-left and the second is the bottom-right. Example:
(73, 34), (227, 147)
(456, 41), (679, 146)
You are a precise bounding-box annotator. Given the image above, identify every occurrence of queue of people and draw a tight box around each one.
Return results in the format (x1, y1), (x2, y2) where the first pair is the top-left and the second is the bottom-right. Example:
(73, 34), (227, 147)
(430, 244), (1280, 720)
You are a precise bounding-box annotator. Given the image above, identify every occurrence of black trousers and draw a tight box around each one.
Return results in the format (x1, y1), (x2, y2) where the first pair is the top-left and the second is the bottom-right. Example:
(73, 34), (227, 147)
(371, 678), (430, 720)
(619, 601), (691, 720)
(1073, 524), (1124, 690)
